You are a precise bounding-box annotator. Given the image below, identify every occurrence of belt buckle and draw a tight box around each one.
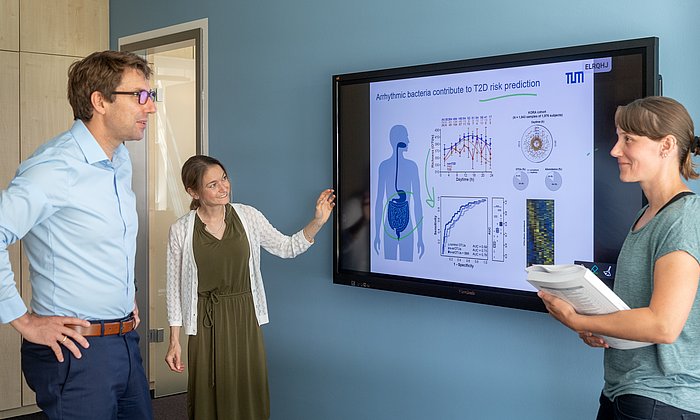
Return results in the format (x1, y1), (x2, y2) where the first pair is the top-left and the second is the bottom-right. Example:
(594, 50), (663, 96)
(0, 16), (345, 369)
(119, 316), (134, 336)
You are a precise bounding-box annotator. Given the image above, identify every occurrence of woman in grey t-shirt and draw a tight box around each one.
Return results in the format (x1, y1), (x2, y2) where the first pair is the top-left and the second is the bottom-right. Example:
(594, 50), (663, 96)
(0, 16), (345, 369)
(539, 96), (700, 419)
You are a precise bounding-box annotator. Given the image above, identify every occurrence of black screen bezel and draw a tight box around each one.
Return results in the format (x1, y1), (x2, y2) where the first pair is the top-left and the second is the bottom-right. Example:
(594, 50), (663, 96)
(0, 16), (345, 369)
(332, 37), (659, 312)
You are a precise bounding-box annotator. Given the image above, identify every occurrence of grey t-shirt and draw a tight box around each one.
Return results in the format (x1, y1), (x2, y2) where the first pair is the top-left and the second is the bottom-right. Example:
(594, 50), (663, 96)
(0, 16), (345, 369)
(603, 194), (700, 413)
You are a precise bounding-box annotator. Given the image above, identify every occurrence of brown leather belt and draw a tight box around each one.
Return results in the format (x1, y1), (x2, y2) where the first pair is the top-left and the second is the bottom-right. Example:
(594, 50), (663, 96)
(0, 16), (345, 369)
(66, 317), (136, 337)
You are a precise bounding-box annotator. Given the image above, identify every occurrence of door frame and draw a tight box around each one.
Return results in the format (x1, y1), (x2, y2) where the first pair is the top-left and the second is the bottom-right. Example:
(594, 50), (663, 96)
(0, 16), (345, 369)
(118, 18), (208, 392)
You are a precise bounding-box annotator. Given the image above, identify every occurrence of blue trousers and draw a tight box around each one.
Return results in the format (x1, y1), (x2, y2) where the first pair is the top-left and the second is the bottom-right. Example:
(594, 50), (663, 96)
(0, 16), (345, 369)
(21, 330), (153, 420)
(597, 392), (700, 420)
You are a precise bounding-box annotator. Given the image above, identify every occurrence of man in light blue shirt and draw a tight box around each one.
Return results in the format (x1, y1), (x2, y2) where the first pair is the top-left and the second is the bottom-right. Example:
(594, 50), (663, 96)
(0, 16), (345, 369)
(0, 50), (156, 419)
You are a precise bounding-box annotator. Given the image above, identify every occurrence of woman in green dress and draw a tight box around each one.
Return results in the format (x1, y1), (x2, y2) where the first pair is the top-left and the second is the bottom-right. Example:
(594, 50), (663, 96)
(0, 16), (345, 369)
(165, 155), (335, 419)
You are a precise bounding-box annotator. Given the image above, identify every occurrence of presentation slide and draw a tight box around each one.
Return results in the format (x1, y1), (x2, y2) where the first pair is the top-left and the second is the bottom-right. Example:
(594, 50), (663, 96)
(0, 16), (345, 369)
(369, 59), (596, 291)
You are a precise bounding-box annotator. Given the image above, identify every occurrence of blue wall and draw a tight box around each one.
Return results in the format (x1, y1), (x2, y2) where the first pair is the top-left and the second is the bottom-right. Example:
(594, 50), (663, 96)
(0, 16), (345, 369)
(111, 1), (700, 419)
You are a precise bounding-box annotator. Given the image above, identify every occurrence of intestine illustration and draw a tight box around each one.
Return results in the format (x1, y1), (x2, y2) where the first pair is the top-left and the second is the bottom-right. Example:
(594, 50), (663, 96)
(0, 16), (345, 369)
(387, 141), (409, 239)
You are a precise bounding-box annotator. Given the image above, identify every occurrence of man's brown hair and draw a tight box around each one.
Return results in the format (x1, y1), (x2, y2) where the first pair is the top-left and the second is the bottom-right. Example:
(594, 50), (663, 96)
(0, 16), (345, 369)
(67, 50), (152, 121)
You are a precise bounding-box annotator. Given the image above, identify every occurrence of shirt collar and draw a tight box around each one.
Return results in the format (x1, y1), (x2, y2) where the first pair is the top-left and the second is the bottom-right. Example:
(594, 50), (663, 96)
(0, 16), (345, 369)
(69, 119), (129, 166)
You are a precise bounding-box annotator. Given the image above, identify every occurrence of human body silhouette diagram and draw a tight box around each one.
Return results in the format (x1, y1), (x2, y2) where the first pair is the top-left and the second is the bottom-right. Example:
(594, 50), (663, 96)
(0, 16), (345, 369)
(374, 125), (425, 261)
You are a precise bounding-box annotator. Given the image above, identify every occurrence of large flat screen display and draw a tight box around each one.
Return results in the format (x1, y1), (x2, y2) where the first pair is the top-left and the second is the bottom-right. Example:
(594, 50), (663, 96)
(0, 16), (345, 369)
(333, 37), (659, 311)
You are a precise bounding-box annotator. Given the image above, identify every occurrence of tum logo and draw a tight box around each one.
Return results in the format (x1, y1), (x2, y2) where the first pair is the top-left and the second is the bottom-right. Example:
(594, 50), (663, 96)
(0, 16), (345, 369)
(566, 71), (584, 84)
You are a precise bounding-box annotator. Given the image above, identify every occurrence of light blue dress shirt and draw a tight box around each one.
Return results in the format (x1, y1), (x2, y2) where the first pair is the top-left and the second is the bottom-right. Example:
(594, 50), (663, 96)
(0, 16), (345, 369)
(0, 120), (138, 322)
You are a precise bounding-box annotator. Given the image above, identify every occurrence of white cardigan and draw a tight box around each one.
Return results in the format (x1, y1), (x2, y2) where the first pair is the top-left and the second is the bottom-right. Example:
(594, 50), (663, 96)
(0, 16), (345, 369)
(166, 203), (312, 335)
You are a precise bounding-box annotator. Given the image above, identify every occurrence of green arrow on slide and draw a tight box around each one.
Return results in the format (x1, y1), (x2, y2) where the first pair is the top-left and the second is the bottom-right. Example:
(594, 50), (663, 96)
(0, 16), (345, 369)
(424, 148), (435, 208)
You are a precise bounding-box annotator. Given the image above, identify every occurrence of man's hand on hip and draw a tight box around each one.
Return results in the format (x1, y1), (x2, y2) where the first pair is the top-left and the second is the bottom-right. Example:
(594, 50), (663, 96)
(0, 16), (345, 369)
(11, 312), (91, 362)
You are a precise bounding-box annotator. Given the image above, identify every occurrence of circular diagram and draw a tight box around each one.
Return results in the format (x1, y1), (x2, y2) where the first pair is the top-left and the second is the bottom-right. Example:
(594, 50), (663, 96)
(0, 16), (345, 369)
(513, 171), (529, 190)
(521, 124), (554, 163)
(545, 171), (563, 191)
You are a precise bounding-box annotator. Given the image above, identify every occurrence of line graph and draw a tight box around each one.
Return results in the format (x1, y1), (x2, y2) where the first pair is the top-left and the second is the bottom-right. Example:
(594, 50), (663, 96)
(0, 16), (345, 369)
(438, 116), (493, 173)
(440, 196), (488, 258)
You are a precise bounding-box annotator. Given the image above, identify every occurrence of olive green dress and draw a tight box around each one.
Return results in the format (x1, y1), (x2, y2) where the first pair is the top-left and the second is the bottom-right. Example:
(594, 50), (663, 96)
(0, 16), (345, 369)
(188, 205), (270, 420)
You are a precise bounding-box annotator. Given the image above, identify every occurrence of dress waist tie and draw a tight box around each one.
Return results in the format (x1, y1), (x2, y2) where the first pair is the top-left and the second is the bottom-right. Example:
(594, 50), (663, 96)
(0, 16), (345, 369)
(199, 289), (249, 388)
